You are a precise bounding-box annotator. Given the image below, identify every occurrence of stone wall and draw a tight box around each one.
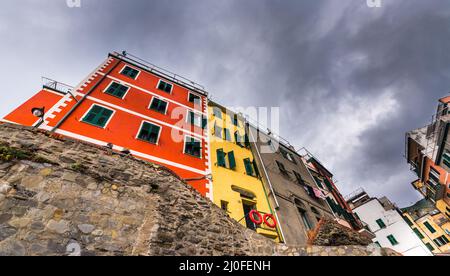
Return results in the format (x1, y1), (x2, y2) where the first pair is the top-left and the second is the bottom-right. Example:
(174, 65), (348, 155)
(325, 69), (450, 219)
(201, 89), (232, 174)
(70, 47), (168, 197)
(0, 124), (398, 256)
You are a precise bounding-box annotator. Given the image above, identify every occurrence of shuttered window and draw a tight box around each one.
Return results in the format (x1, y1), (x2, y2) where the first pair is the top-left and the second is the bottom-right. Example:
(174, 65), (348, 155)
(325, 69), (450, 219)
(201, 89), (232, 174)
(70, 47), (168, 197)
(149, 98), (168, 114)
(82, 105), (114, 128)
(217, 149), (226, 167)
(413, 228), (424, 239)
(184, 136), (202, 158)
(228, 151), (236, 170)
(443, 151), (450, 168)
(214, 125), (223, 139)
(224, 128), (232, 141)
(244, 158), (254, 176)
(376, 219), (386, 229)
(387, 235), (399, 246)
(137, 122), (161, 144)
(105, 82), (129, 98)
(157, 80), (173, 93)
(120, 66), (139, 79)
(424, 221), (436, 233)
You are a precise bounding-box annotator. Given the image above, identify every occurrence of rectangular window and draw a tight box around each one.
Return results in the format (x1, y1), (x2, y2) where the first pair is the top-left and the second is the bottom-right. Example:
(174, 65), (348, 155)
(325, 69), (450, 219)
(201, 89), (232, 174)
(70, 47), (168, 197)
(187, 111), (204, 128)
(228, 151), (236, 170)
(232, 115), (239, 127)
(217, 149), (226, 167)
(212, 107), (222, 119)
(235, 131), (243, 147)
(433, 236), (449, 247)
(403, 216), (413, 226)
(387, 235), (399, 246)
(298, 208), (312, 230)
(224, 128), (232, 141)
(425, 243), (434, 251)
(184, 136), (202, 158)
(137, 122), (161, 144)
(376, 219), (387, 229)
(105, 82), (129, 99)
(293, 171), (305, 185)
(429, 167), (440, 186)
(221, 201), (229, 212)
(313, 176), (324, 189)
(244, 158), (254, 176)
(120, 66), (139, 79)
(443, 151), (450, 168)
(82, 105), (114, 128)
(188, 92), (201, 105)
(276, 161), (289, 176)
(149, 97), (168, 114)
(214, 125), (223, 139)
(157, 80), (173, 93)
(413, 228), (425, 239)
(243, 201), (257, 231)
(424, 221), (436, 233)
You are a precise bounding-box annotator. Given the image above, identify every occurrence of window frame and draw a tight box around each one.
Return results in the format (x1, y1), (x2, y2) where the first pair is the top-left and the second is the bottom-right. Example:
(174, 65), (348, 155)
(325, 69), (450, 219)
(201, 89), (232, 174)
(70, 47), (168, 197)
(148, 96), (169, 115)
(80, 104), (116, 129)
(156, 79), (174, 94)
(387, 234), (399, 246)
(103, 81), (130, 99)
(187, 91), (202, 106)
(135, 120), (163, 145)
(183, 135), (202, 159)
(376, 218), (387, 229)
(119, 65), (141, 80)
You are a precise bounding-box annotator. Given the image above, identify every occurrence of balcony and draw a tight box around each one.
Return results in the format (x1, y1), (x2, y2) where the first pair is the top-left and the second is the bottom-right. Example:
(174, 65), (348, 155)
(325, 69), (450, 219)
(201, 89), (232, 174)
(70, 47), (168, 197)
(42, 77), (75, 95)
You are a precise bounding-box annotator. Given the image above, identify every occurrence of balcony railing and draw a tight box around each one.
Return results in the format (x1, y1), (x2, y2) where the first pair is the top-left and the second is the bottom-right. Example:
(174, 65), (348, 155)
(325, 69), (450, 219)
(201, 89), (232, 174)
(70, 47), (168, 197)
(42, 77), (74, 95)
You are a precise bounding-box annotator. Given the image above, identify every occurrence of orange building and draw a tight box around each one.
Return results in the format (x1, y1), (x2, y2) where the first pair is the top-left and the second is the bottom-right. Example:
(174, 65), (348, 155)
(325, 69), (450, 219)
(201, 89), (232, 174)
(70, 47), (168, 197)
(2, 51), (212, 198)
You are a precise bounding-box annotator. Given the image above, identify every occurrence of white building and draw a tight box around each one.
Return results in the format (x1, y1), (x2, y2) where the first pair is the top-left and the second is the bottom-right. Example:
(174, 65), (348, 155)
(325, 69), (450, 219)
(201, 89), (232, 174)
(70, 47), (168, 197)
(346, 190), (433, 256)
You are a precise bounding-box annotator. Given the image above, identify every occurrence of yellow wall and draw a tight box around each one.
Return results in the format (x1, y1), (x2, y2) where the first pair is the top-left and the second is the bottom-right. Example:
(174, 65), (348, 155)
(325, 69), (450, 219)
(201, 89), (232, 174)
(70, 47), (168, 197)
(403, 212), (439, 254)
(415, 213), (450, 253)
(208, 103), (280, 242)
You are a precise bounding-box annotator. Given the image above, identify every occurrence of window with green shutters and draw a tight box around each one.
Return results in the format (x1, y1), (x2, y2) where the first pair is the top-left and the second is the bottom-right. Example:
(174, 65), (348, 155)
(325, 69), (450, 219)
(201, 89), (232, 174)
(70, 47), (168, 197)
(387, 235), (399, 246)
(157, 80), (173, 93)
(82, 105), (114, 128)
(376, 219), (386, 229)
(105, 82), (129, 98)
(313, 176), (324, 189)
(244, 158), (254, 176)
(217, 149), (226, 167)
(224, 128), (232, 141)
(212, 107), (222, 119)
(137, 122), (161, 144)
(228, 151), (236, 170)
(149, 98), (168, 114)
(120, 66), (139, 79)
(425, 243), (434, 251)
(403, 216), (413, 226)
(187, 111), (205, 128)
(434, 235), (449, 247)
(214, 125), (223, 139)
(184, 136), (202, 158)
(235, 131), (243, 147)
(413, 228), (425, 239)
(188, 93), (201, 105)
(424, 221), (436, 233)
(232, 115), (239, 127)
(443, 151), (450, 168)
(252, 159), (260, 177)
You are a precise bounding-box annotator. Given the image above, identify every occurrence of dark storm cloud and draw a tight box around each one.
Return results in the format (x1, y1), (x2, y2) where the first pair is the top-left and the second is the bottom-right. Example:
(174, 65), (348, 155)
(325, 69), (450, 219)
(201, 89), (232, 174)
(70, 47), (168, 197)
(2, 0), (450, 206)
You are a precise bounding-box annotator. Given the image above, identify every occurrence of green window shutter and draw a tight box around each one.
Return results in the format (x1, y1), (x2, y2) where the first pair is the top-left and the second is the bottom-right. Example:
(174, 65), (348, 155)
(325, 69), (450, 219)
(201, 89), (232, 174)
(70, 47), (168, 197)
(425, 243), (434, 251)
(228, 151), (236, 170)
(137, 122), (161, 144)
(234, 132), (241, 146)
(323, 178), (334, 191)
(82, 105), (113, 128)
(413, 228), (425, 239)
(244, 134), (250, 148)
(157, 80), (173, 93)
(149, 98), (167, 114)
(313, 176), (324, 189)
(244, 158), (254, 176)
(424, 221), (436, 233)
(188, 93), (201, 104)
(184, 137), (202, 158)
(326, 198), (338, 213)
(376, 219), (386, 229)
(105, 82), (129, 98)
(217, 149), (226, 167)
(252, 159), (260, 177)
(202, 117), (208, 129)
(387, 235), (399, 246)
(442, 235), (449, 243)
(121, 66), (139, 79)
(224, 128), (232, 141)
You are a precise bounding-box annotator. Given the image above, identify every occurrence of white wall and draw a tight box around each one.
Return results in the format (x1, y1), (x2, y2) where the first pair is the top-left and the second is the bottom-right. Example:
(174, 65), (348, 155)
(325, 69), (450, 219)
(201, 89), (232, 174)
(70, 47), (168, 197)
(353, 199), (432, 256)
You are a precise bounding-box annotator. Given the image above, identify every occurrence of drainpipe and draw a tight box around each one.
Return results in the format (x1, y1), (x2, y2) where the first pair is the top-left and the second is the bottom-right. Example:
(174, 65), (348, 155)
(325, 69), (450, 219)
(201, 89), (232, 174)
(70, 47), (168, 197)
(247, 123), (287, 244)
(50, 55), (122, 132)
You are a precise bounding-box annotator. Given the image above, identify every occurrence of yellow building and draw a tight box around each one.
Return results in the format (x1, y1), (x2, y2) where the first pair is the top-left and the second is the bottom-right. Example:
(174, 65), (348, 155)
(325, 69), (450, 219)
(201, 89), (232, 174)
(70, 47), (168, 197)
(207, 101), (281, 242)
(403, 199), (450, 255)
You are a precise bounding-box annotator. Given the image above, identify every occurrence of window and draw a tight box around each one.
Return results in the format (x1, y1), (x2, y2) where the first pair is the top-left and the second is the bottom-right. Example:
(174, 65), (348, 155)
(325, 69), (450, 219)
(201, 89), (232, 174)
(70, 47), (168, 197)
(429, 167), (440, 186)
(188, 92), (201, 105)
(413, 228), (424, 239)
(81, 105), (114, 128)
(224, 128), (232, 141)
(212, 107), (222, 119)
(403, 216), (413, 226)
(425, 243), (434, 251)
(443, 151), (450, 168)
(105, 82), (129, 99)
(137, 122), (161, 144)
(376, 219), (386, 229)
(217, 149), (226, 167)
(276, 161), (289, 176)
(293, 171), (305, 185)
(184, 136), (202, 158)
(298, 208), (312, 230)
(243, 201), (257, 231)
(235, 131), (243, 147)
(214, 124), (223, 139)
(120, 66), (140, 79)
(187, 111), (206, 128)
(221, 201), (229, 212)
(149, 97), (168, 114)
(157, 80), (173, 93)
(231, 114), (239, 127)
(280, 149), (297, 164)
(387, 235), (399, 246)
(424, 221), (436, 233)
(434, 235), (449, 247)
(216, 149), (236, 170)
(244, 158), (255, 176)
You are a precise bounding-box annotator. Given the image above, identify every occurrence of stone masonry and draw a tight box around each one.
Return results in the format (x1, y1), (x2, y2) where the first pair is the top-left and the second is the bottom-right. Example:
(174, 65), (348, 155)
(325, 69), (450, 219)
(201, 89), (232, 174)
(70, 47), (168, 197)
(0, 123), (399, 256)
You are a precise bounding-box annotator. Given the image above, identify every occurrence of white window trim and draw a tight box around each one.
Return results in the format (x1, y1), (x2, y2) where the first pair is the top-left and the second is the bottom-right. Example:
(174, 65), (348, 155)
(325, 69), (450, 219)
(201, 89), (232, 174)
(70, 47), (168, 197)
(187, 91), (202, 106)
(119, 64), (141, 80)
(186, 109), (204, 128)
(148, 96), (169, 115)
(80, 103), (116, 129)
(135, 120), (163, 145)
(103, 81), (130, 99)
(156, 79), (174, 94)
(183, 135), (203, 159)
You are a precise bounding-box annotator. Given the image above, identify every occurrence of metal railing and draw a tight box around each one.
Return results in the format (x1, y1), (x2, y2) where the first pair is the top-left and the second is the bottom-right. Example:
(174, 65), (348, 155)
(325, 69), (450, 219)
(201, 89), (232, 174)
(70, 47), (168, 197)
(42, 77), (74, 94)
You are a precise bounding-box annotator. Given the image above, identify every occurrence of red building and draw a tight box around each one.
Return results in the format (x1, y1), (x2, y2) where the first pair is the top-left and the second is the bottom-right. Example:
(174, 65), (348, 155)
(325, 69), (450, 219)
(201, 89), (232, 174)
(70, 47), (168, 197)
(2, 52), (212, 198)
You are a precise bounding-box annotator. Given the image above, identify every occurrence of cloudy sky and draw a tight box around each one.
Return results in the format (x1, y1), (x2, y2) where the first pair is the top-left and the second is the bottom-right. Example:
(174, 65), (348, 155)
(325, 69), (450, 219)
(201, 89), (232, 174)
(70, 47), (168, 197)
(1, 0), (450, 207)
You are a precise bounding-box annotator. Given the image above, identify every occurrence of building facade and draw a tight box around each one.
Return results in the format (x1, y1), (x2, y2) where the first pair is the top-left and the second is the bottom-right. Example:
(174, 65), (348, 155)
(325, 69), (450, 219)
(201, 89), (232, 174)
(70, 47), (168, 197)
(247, 124), (337, 245)
(402, 199), (450, 254)
(207, 101), (281, 242)
(406, 96), (450, 221)
(2, 52), (212, 197)
(347, 190), (433, 256)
